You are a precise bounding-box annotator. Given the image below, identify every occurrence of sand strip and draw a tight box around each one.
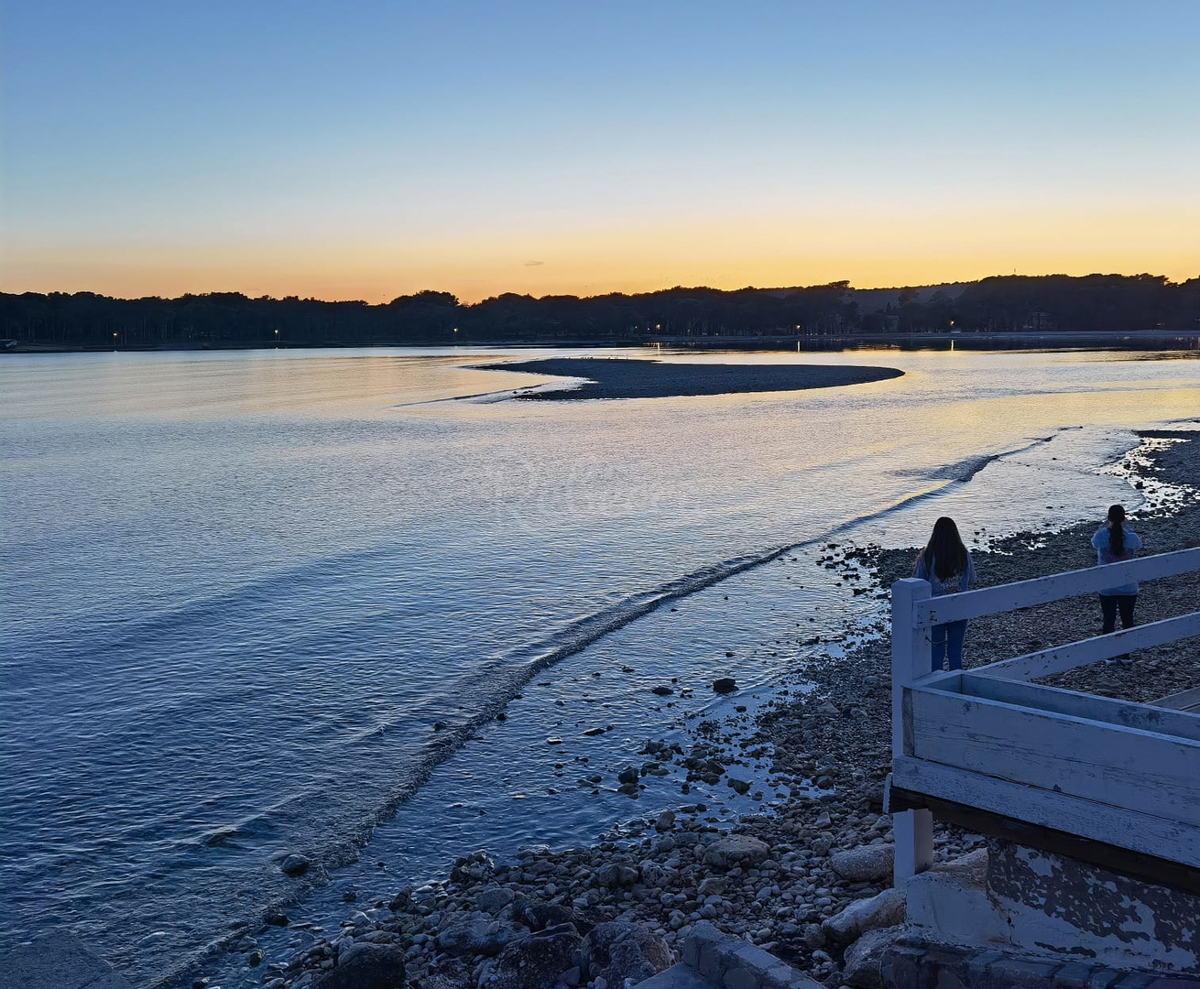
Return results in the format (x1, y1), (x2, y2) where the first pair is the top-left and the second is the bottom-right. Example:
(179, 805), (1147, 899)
(479, 358), (904, 400)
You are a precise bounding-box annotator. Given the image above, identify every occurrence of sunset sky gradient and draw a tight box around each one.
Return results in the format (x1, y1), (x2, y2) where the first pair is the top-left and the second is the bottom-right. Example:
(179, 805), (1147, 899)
(3, 0), (1198, 303)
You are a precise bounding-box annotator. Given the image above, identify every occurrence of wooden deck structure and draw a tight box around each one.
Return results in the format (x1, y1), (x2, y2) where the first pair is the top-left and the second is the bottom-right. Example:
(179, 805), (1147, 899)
(886, 548), (1200, 891)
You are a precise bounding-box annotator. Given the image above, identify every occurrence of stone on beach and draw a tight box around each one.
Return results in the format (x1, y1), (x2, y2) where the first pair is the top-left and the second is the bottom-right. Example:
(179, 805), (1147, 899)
(434, 913), (522, 957)
(280, 853), (311, 876)
(511, 897), (585, 933)
(485, 924), (581, 989)
(595, 862), (641, 887)
(702, 834), (770, 869)
(829, 843), (895, 882)
(310, 942), (406, 989)
(474, 885), (515, 915)
(841, 925), (905, 989)
(821, 887), (906, 944)
(580, 921), (673, 987)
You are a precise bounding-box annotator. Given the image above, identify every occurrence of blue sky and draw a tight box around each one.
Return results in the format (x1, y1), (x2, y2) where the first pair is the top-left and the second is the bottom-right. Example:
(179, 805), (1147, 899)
(3, 0), (1198, 301)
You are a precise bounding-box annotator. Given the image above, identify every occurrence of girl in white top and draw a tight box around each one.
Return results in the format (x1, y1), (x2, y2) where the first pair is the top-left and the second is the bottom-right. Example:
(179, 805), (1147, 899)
(1091, 503), (1141, 636)
(914, 516), (976, 671)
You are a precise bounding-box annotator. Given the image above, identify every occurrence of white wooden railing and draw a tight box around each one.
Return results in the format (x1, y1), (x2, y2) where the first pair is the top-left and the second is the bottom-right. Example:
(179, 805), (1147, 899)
(888, 548), (1200, 886)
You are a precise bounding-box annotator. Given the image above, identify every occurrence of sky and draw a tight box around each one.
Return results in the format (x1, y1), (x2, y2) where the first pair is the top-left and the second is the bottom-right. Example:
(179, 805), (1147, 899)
(2, 0), (1198, 303)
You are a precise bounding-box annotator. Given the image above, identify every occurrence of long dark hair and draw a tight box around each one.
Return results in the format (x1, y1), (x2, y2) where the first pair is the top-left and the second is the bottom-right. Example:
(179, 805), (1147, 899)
(920, 516), (968, 580)
(1107, 504), (1126, 556)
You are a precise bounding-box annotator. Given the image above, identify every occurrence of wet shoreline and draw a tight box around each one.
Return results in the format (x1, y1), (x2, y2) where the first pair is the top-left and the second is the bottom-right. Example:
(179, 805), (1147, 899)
(242, 428), (1197, 989)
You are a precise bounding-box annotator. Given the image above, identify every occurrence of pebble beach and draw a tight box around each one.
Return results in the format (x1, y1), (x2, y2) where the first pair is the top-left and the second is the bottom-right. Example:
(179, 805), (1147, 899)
(206, 427), (1199, 989)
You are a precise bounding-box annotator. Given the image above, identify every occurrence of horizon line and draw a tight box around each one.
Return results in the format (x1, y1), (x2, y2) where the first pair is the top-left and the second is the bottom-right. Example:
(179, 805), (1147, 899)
(4, 270), (1195, 308)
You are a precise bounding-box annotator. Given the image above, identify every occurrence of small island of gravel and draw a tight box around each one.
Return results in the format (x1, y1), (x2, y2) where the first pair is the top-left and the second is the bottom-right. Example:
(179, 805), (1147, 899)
(480, 357), (904, 400)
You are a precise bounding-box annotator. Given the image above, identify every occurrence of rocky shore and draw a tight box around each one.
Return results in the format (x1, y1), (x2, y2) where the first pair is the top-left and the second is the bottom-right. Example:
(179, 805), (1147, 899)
(249, 428), (1198, 989)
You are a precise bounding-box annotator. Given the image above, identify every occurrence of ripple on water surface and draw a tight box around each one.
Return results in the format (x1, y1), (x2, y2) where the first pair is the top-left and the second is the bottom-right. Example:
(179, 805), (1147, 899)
(1, 347), (1197, 984)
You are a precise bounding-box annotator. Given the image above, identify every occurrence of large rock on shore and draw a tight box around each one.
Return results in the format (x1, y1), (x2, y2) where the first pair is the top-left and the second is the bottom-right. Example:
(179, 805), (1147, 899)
(420, 973), (470, 989)
(830, 843), (894, 882)
(474, 885), (515, 915)
(485, 924), (581, 989)
(311, 942), (406, 989)
(280, 853), (311, 876)
(703, 834), (770, 869)
(511, 896), (586, 933)
(434, 912), (522, 957)
(822, 888), (905, 945)
(595, 862), (641, 887)
(581, 922), (672, 986)
(842, 925), (905, 989)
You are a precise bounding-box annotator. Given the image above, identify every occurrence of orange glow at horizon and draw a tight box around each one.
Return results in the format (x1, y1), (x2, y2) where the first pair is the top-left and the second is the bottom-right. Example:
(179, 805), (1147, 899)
(4, 205), (1198, 304)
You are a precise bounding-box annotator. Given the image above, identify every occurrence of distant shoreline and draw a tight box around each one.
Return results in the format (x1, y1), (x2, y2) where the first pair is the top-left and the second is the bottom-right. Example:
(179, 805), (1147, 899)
(3, 328), (1200, 356)
(478, 357), (904, 400)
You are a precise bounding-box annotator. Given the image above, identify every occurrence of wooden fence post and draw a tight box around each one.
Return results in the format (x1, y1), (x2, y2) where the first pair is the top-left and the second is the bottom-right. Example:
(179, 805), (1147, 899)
(892, 577), (933, 884)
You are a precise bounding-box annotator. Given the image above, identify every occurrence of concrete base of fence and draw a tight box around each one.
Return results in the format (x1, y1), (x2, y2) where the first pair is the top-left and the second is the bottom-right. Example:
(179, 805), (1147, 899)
(0, 933), (133, 989)
(639, 908), (1200, 989)
(904, 840), (1200, 975)
(904, 847), (1011, 946)
(988, 840), (1200, 973)
(880, 939), (1200, 989)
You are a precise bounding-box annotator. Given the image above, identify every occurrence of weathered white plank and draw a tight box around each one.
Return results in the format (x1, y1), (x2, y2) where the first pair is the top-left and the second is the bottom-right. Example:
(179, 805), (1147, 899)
(891, 578), (934, 881)
(974, 611), (1200, 681)
(892, 578), (933, 758)
(914, 670), (963, 691)
(1156, 687), (1200, 714)
(891, 756), (1200, 868)
(908, 686), (1200, 826)
(959, 673), (1200, 743)
(907, 547), (1200, 626)
(902, 671), (961, 753)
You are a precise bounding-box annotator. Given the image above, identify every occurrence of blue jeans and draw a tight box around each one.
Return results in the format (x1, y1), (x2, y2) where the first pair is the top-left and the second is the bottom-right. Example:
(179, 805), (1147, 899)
(932, 620), (967, 672)
(1100, 594), (1136, 634)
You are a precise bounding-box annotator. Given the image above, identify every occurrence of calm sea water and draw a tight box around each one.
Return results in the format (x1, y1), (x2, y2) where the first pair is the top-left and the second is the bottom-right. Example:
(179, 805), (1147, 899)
(1, 346), (1197, 986)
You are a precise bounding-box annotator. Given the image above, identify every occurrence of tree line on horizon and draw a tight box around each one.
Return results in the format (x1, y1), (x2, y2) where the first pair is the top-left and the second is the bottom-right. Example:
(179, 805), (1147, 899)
(1, 273), (1197, 350)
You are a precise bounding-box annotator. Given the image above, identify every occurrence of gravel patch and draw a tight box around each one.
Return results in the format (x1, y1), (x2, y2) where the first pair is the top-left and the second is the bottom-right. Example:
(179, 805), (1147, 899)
(477, 358), (904, 400)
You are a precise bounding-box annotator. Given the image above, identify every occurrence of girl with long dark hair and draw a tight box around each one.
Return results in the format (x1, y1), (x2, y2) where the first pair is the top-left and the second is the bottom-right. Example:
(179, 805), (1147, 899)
(915, 516), (976, 672)
(1091, 504), (1142, 637)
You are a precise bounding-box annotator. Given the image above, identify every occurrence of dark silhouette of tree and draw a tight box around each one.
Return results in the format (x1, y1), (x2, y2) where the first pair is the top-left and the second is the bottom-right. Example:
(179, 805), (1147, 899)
(0, 274), (1194, 350)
